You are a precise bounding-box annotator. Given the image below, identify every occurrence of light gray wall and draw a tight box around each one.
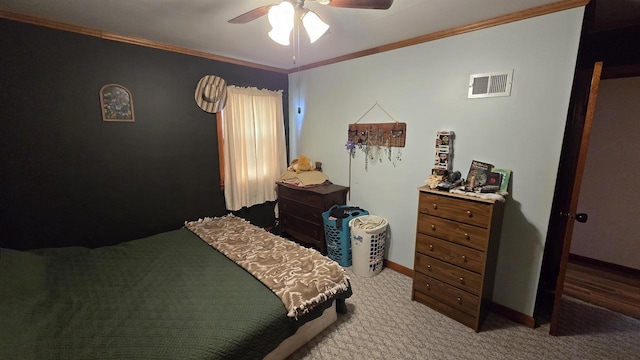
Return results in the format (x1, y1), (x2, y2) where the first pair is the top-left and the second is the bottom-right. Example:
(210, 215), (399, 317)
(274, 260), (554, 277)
(289, 8), (585, 316)
(571, 76), (640, 270)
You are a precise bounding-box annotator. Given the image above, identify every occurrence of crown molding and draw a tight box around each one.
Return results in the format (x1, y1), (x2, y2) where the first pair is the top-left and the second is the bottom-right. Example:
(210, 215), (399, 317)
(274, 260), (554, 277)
(290, 0), (589, 73)
(2, 0), (588, 74)
(0, 10), (288, 74)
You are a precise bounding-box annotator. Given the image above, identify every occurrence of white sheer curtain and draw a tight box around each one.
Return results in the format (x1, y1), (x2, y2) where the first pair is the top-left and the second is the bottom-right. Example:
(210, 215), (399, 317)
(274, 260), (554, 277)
(221, 86), (287, 211)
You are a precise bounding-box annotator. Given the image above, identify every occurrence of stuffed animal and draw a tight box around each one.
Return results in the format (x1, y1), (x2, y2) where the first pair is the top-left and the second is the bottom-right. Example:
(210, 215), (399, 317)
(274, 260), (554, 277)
(288, 155), (314, 174)
(425, 174), (442, 189)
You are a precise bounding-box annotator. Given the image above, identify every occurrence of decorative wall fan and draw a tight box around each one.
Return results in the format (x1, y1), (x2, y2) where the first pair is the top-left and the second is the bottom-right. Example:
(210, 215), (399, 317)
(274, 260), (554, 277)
(229, 0), (394, 45)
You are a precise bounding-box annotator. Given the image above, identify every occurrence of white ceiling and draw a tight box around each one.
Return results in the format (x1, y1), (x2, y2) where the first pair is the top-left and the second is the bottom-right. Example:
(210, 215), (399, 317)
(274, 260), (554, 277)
(1, 0), (573, 70)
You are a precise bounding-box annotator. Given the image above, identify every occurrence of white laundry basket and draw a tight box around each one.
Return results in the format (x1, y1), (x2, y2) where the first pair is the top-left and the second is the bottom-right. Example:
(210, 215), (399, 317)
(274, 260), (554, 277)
(349, 215), (388, 277)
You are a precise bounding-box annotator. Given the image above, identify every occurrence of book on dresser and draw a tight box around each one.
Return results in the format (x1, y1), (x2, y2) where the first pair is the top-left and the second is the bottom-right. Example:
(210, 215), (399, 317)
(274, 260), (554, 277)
(412, 186), (505, 332)
(465, 159), (493, 190)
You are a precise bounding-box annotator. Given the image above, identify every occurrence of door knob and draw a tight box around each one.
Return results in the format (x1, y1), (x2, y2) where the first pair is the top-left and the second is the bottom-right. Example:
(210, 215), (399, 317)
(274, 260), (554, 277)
(575, 213), (588, 223)
(560, 212), (588, 223)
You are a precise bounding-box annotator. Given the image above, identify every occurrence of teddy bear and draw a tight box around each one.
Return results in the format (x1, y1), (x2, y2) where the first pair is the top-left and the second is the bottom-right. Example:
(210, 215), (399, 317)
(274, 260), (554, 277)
(288, 155), (314, 174)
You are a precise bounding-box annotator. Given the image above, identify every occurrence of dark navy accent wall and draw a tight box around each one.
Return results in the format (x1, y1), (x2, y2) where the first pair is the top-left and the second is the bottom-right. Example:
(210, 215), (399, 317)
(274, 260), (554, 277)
(0, 19), (288, 249)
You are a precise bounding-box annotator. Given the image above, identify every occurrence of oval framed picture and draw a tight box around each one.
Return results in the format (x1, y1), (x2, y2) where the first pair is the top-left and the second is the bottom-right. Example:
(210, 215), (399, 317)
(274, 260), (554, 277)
(100, 84), (134, 122)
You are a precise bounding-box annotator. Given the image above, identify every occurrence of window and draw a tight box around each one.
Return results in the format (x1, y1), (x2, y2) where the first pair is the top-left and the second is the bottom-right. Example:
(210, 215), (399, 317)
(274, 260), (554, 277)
(217, 86), (287, 211)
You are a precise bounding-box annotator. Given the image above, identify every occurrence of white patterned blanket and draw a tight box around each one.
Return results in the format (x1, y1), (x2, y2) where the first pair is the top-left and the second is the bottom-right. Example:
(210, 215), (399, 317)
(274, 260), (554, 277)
(185, 214), (350, 319)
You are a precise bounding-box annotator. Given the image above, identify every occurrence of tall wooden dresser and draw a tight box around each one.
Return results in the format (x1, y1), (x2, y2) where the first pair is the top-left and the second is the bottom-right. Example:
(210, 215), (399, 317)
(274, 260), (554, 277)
(412, 187), (505, 332)
(276, 182), (349, 254)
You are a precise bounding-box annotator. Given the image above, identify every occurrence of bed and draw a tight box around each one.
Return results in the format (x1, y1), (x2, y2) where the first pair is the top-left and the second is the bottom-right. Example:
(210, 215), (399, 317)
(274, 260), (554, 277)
(0, 214), (351, 359)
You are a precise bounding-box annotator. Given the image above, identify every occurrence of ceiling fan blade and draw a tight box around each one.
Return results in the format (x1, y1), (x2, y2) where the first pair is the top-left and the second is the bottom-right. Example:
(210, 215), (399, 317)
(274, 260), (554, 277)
(327, 0), (393, 10)
(228, 5), (272, 24)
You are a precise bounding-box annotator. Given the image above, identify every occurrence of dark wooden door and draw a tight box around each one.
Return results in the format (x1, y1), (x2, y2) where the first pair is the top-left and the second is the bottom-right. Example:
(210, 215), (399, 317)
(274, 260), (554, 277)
(548, 61), (603, 335)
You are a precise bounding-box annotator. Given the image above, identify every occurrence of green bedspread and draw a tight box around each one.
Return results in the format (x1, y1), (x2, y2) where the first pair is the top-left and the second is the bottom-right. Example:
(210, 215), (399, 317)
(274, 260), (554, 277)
(0, 228), (297, 359)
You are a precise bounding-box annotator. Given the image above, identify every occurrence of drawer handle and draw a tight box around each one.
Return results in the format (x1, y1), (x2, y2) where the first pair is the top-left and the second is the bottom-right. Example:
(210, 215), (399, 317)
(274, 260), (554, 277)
(459, 277), (464, 284)
(426, 283), (431, 290)
(464, 233), (470, 240)
(427, 265), (432, 271)
(431, 224), (436, 231)
(466, 210), (472, 217)
(429, 244), (434, 251)
(457, 297), (462, 304)
(433, 203), (438, 209)
(461, 255), (467, 262)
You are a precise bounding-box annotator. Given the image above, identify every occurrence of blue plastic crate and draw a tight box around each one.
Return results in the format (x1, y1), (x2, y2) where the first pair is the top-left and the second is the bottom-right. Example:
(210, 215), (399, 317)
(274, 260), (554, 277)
(322, 205), (368, 267)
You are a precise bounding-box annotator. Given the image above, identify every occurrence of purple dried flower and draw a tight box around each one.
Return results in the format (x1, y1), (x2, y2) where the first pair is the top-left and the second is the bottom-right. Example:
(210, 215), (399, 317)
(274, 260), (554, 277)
(345, 140), (355, 151)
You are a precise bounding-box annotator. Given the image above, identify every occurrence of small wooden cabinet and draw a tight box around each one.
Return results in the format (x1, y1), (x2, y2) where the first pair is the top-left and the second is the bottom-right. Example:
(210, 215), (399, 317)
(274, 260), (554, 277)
(277, 182), (349, 254)
(412, 187), (505, 332)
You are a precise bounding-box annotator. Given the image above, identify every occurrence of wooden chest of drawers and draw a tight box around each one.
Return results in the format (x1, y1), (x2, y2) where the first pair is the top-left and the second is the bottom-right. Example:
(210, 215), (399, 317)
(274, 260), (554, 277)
(277, 182), (349, 254)
(412, 187), (505, 331)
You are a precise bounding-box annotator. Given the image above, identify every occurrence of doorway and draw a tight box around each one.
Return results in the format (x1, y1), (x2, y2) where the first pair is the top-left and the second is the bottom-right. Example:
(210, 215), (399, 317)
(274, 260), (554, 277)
(535, 67), (640, 335)
(564, 75), (640, 320)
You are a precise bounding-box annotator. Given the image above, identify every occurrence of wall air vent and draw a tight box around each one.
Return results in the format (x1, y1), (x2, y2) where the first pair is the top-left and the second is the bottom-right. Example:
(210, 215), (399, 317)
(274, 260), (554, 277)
(468, 70), (513, 98)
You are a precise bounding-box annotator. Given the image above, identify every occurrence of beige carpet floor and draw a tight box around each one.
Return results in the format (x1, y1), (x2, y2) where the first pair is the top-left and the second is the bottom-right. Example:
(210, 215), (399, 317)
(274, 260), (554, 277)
(289, 267), (640, 360)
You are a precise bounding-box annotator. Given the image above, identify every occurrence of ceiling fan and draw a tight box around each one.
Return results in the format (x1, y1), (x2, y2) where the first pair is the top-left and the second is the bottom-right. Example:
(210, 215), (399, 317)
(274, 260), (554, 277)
(229, 0), (394, 24)
(229, 0), (394, 45)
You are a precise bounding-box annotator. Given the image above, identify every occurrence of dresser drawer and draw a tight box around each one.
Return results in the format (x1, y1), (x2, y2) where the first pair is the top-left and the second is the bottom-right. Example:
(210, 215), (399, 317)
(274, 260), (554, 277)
(280, 213), (323, 242)
(416, 234), (486, 274)
(414, 253), (482, 295)
(413, 289), (477, 329)
(419, 192), (491, 228)
(413, 272), (479, 317)
(278, 185), (323, 208)
(279, 198), (322, 224)
(417, 214), (489, 251)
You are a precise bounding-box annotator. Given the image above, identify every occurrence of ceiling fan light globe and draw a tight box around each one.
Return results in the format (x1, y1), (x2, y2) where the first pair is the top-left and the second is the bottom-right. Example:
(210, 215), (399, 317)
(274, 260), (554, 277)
(268, 1), (295, 30)
(302, 10), (330, 43)
(268, 28), (292, 45)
